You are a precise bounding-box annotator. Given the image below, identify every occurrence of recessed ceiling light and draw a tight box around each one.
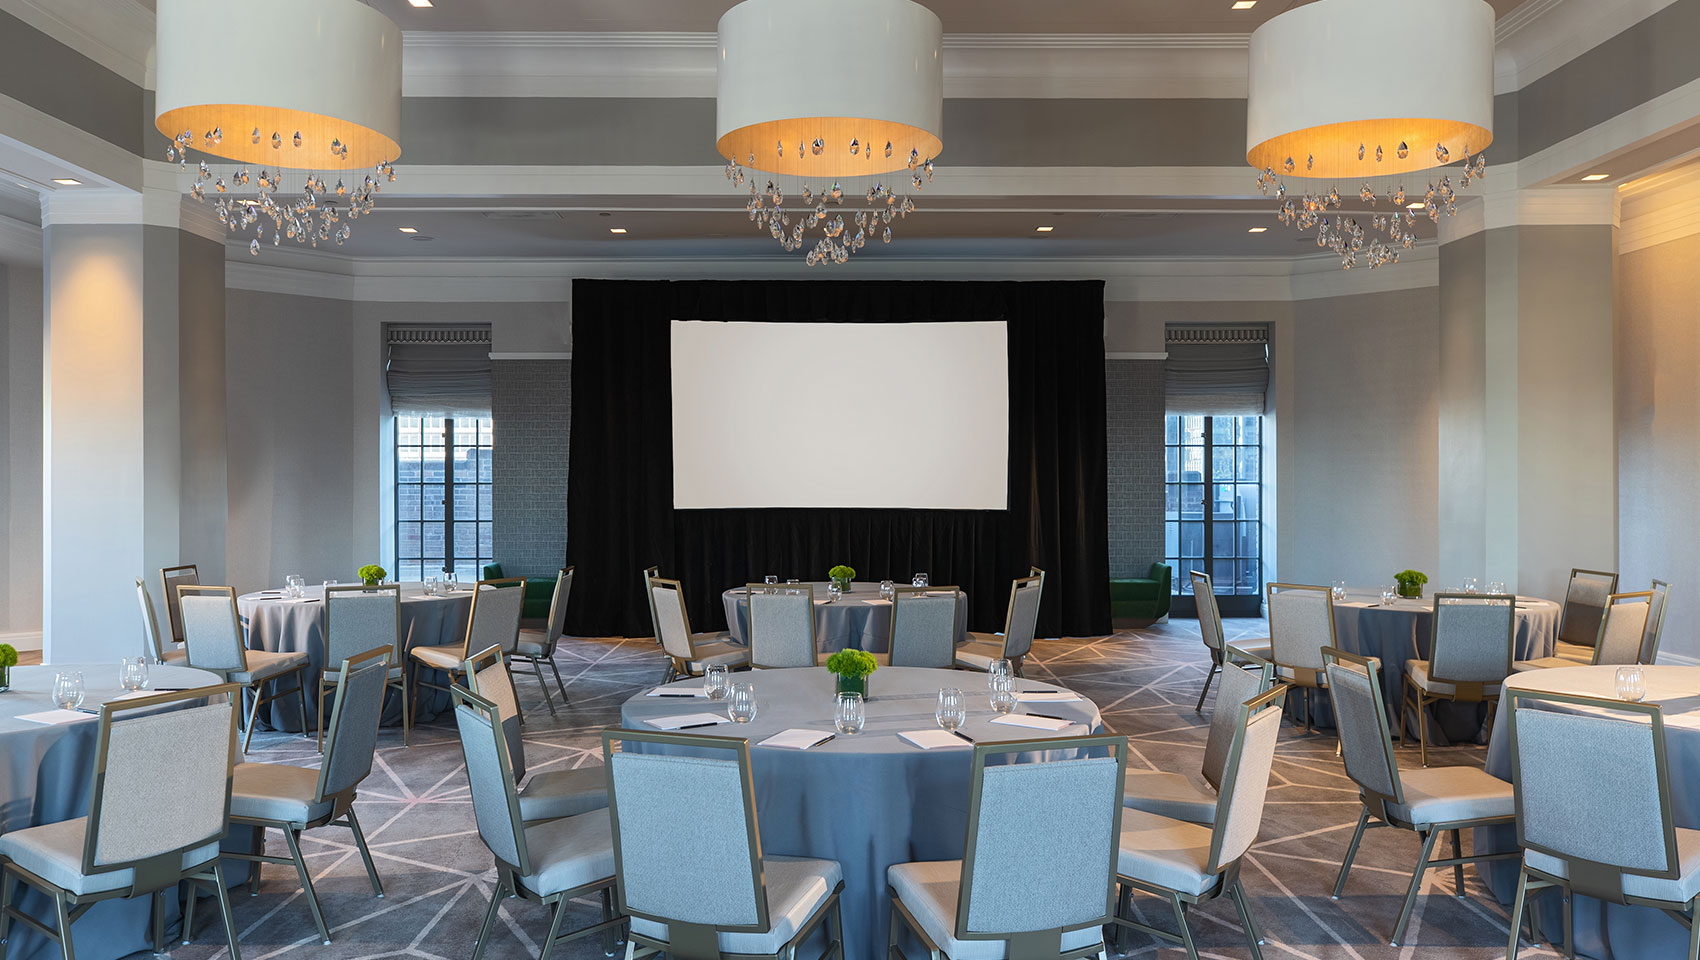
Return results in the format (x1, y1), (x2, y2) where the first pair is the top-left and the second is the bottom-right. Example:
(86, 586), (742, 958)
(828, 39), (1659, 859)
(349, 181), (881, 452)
(1407, 202), (1426, 210)
(51, 178), (82, 186)
(1231, 1), (1258, 8)
(407, 0), (433, 7)
(609, 227), (628, 235)
(1247, 226), (1268, 233)
(1035, 225), (1054, 233)
(398, 226), (418, 233)
(1581, 174), (1610, 182)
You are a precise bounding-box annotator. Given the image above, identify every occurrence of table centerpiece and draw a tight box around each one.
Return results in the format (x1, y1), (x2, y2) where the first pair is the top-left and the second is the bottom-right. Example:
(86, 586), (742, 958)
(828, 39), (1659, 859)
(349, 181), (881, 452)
(826, 648), (877, 698)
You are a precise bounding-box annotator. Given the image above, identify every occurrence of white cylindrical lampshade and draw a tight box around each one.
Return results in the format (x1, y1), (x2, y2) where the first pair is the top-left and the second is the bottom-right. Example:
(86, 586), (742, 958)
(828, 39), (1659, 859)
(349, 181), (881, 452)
(154, 0), (402, 170)
(1246, 0), (1494, 180)
(717, 0), (943, 178)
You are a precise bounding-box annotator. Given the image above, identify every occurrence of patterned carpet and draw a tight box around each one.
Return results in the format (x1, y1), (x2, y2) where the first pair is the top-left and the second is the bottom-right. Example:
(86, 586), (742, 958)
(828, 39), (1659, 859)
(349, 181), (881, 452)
(155, 618), (1564, 960)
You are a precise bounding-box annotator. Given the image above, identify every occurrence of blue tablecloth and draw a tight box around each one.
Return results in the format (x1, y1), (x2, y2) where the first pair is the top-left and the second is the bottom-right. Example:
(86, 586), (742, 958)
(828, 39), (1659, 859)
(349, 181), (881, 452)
(721, 582), (969, 655)
(620, 666), (1102, 960)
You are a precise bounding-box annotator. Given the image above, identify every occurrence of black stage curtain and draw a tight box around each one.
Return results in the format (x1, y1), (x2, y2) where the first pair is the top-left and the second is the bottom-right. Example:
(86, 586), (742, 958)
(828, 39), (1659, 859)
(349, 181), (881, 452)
(565, 279), (1111, 639)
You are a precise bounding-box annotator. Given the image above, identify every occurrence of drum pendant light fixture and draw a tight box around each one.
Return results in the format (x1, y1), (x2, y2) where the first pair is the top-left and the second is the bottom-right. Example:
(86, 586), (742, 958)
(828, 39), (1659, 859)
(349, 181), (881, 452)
(1246, 0), (1495, 268)
(717, 0), (944, 265)
(153, 0), (403, 255)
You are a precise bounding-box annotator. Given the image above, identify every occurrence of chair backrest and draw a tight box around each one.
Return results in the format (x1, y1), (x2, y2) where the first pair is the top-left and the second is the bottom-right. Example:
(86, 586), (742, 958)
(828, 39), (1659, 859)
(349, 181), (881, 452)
(159, 563), (200, 644)
(603, 728), (772, 937)
(997, 574), (1044, 661)
(642, 565), (662, 642)
(1558, 568), (1618, 647)
(466, 644), (527, 779)
(1208, 685), (1288, 873)
(889, 586), (961, 668)
(324, 584), (402, 671)
(316, 646), (392, 803)
(1428, 593), (1516, 691)
(135, 578), (171, 662)
(1202, 648), (1276, 791)
(1508, 688), (1679, 901)
(1592, 591), (1654, 666)
(450, 686), (532, 877)
(466, 578), (527, 657)
(1192, 570), (1225, 657)
(746, 584), (818, 668)
(83, 685), (238, 879)
(1322, 647), (1404, 812)
(178, 585), (248, 674)
(536, 566), (575, 658)
(955, 735), (1125, 949)
(1641, 579), (1672, 665)
(650, 576), (701, 662)
(1266, 583), (1335, 678)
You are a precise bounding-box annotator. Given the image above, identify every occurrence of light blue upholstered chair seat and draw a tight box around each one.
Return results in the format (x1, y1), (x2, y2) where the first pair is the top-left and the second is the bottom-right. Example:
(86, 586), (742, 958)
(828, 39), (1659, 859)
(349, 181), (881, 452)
(230, 763), (338, 823)
(1522, 829), (1700, 902)
(951, 638), (1007, 671)
(519, 768), (611, 823)
(886, 859), (1103, 960)
(1116, 809), (1219, 897)
(229, 648), (310, 684)
(630, 856), (842, 955)
(1121, 771), (1216, 824)
(0, 819), (221, 896)
(515, 810), (617, 896)
(1406, 661), (1504, 697)
(1383, 766), (1513, 823)
(686, 640), (751, 669)
(411, 644), (467, 670)
(1124, 650), (1274, 826)
(515, 631), (552, 657)
(1552, 642), (1594, 663)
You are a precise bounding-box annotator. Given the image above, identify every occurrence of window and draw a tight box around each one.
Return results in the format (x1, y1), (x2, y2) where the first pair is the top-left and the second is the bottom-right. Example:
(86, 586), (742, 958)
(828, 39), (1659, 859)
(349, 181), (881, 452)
(1165, 414), (1262, 611)
(395, 414), (494, 583)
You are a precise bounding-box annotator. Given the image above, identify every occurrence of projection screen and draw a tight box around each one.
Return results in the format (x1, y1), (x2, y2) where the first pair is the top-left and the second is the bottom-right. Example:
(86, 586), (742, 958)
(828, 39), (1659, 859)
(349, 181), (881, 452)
(670, 320), (1009, 510)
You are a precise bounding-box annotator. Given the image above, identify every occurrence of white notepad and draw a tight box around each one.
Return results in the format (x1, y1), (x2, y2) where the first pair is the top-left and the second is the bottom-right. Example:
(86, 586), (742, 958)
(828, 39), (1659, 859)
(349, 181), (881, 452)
(899, 729), (972, 749)
(864, 598), (892, 607)
(990, 714), (1076, 732)
(107, 691), (157, 702)
(645, 685), (708, 698)
(646, 713), (731, 731)
(759, 728), (835, 750)
(1016, 691), (1083, 703)
(16, 709), (92, 726)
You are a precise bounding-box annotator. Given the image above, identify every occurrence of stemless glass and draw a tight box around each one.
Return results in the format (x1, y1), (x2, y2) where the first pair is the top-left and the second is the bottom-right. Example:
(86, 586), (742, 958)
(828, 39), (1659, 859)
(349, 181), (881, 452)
(1488, 580), (1507, 597)
(1380, 585), (1397, 606)
(827, 582), (843, 602)
(1616, 665), (1647, 703)
(1462, 577), (1480, 595)
(935, 687), (966, 732)
(879, 580), (896, 601)
(727, 682), (759, 723)
(424, 575), (439, 597)
(988, 658), (1013, 690)
(54, 672), (85, 710)
(119, 658), (145, 692)
(444, 571), (458, 591)
(1331, 580), (1348, 602)
(912, 573), (930, 588)
(704, 664), (732, 701)
(990, 681), (1018, 715)
(132, 656), (150, 690)
(285, 574), (305, 598)
(834, 692), (866, 735)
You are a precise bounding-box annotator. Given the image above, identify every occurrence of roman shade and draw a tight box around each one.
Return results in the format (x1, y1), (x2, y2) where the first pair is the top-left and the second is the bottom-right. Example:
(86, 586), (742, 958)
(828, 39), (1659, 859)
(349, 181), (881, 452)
(1164, 327), (1269, 416)
(384, 326), (492, 416)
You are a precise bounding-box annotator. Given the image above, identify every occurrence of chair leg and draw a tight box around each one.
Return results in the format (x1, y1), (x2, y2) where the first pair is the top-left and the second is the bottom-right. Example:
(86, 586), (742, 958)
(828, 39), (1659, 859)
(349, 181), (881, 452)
(1417, 693), (1431, 767)
(248, 824), (264, 897)
(1687, 899), (1699, 960)
(600, 886), (617, 957)
(284, 826), (332, 944)
(152, 889), (167, 954)
(548, 657), (570, 703)
(242, 682), (263, 754)
(1391, 828), (1439, 946)
(400, 673), (412, 745)
(828, 896), (845, 960)
(316, 679), (329, 753)
(1399, 678), (1412, 750)
(1333, 805), (1370, 899)
(1195, 662), (1219, 714)
(472, 876), (506, 960)
(1563, 882), (1576, 960)
(407, 660), (420, 734)
(1169, 893), (1199, 960)
(182, 873), (199, 944)
(529, 658), (557, 717)
(347, 806), (384, 898)
(1507, 868), (1530, 960)
(210, 861), (243, 960)
(295, 668), (309, 740)
(538, 895), (570, 960)
(1303, 688), (1314, 735)
(54, 891), (75, 960)
(1450, 829), (1466, 897)
(0, 866), (14, 951)
(1228, 882), (1265, 960)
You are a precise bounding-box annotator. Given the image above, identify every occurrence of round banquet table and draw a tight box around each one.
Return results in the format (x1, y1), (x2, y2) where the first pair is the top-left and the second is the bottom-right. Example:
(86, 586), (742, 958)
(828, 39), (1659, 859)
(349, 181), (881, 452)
(1312, 591), (1560, 743)
(0, 663), (223, 960)
(1477, 665), (1700, 959)
(721, 582), (969, 654)
(619, 667), (1102, 960)
(238, 582), (475, 729)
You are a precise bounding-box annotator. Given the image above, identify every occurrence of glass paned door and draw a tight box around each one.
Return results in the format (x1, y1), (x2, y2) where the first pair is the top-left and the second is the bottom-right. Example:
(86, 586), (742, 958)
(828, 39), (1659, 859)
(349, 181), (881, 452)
(396, 414), (495, 583)
(1165, 414), (1262, 616)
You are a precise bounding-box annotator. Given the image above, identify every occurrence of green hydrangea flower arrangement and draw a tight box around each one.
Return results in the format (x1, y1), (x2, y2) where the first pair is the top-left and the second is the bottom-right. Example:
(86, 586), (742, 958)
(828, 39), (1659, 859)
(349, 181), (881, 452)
(0, 642), (16, 691)
(828, 565), (856, 591)
(1394, 569), (1428, 599)
(826, 648), (878, 698)
(358, 564), (387, 586)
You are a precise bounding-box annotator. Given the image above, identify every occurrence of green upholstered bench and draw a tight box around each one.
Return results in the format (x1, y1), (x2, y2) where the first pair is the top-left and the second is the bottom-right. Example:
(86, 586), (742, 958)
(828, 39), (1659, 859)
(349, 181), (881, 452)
(482, 563), (556, 621)
(1110, 563), (1173, 622)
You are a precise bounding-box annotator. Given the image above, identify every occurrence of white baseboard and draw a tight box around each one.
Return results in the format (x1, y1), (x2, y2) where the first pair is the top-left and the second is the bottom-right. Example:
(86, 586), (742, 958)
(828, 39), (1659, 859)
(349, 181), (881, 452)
(0, 630), (43, 651)
(1658, 651), (1698, 667)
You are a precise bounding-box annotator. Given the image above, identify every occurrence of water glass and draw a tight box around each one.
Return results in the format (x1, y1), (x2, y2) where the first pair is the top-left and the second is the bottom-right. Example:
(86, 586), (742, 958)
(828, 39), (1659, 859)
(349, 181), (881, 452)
(827, 581), (843, 602)
(53, 671), (85, 711)
(912, 572), (930, 588)
(727, 682), (759, 723)
(443, 571), (458, 591)
(935, 687), (966, 732)
(704, 664), (732, 701)
(1331, 580), (1348, 602)
(1462, 577), (1480, 595)
(879, 580), (896, 601)
(1488, 580), (1507, 596)
(834, 692), (866, 735)
(119, 657), (148, 692)
(1616, 665), (1647, 703)
(990, 681), (1018, 715)
(424, 576), (439, 597)
(285, 574), (305, 599)
(764, 574), (779, 586)
(988, 658), (1013, 690)
(1380, 585), (1397, 606)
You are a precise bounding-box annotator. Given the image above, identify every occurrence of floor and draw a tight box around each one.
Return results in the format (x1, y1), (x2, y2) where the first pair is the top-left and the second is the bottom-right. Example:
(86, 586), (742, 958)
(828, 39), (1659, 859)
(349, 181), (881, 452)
(153, 618), (1565, 960)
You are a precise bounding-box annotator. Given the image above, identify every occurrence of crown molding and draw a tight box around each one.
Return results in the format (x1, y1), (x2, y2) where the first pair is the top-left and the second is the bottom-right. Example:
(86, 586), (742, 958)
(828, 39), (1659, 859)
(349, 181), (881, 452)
(0, 0), (152, 86)
(39, 187), (142, 227)
(1619, 162), (1700, 254)
(1493, 0), (1680, 95)
(1439, 184), (1620, 244)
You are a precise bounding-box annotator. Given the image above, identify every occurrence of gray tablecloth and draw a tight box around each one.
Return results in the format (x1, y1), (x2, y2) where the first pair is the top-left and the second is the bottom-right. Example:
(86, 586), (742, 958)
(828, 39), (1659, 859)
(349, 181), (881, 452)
(620, 666), (1102, 960)
(1311, 592), (1559, 742)
(1477, 665), (1700, 959)
(0, 663), (223, 960)
(239, 582), (474, 729)
(721, 583), (969, 654)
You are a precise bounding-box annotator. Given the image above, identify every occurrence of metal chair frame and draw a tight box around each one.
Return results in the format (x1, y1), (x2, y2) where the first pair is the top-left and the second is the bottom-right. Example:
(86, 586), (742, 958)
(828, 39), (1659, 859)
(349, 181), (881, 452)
(744, 583), (820, 669)
(179, 583), (309, 753)
(1399, 592), (1516, 767)
(1265, 582), (1337, 735)
(510, 567), (575, 716)
(319, 583), (408, 748)
(408, 577), (526, 732)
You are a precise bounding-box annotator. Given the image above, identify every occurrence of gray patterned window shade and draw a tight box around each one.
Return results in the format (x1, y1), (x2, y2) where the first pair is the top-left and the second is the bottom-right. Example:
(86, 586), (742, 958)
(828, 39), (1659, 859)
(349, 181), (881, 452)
(385, 326), (492, 416)
(1164, 328), (1269, 415)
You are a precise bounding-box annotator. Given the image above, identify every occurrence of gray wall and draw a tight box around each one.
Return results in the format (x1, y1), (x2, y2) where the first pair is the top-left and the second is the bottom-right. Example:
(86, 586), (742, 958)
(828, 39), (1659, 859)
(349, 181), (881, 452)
(0, 263), (43, 639)
(1104, 359), (1163, 578)
(178, 234), (227, 582)
(491, 359), (571, 576)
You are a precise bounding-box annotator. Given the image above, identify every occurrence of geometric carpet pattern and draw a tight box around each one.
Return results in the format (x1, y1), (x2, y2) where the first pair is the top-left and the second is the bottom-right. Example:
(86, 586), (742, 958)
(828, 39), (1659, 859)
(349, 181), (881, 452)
(160, 618), (1563, 960)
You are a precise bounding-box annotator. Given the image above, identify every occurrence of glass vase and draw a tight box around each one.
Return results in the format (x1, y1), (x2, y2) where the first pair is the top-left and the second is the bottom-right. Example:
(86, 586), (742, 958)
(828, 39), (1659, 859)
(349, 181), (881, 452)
(834, 672), (867, 699)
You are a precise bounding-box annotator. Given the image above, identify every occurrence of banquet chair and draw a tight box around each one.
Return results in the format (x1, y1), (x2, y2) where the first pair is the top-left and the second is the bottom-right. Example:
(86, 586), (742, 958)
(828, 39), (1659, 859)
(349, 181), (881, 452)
(320, 583), (408, 748)
(1323, 647), (1517, 947)
(466, 646), (607, 823)
(954, 570), (1043, 676)
(135, 577), (187, 664)
(1515, 590), (1654, 673)
(453, 688), (624, 960)
(885, 586), (962, 668)
(408, 577), (526, 730)
(1124, 645), (1274, 825)
(159, 562), (200, 645)
(180, 584), (311, 754)
(746, 583), (819, 668)
(1266, 582), (1336, 735)
(1505, 688), (1700, 960)
(512, 567), (574, 716)
(651, 576), (749, 682)
(1112, 685), (1287, 960)
(0, 685), (243, 960)
(1190, 570), (1273, 713)
(888, 733), (1126, 960)
(1641, 579), (1673, 665)
(604, 728), (844, 960)
(1400, 593), (1515, 767)
(1551, 568), (1619, 663)
(220, 647), (390, 945)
